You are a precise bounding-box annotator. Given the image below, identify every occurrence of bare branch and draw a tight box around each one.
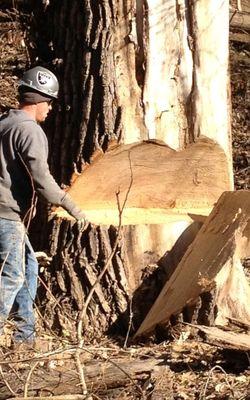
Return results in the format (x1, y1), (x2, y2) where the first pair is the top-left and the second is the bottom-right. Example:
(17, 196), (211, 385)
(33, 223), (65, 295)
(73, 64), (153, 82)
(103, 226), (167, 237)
(76, 150), (134, 344)
(23, 361), (39, 397)
(0, 364), (17, 396)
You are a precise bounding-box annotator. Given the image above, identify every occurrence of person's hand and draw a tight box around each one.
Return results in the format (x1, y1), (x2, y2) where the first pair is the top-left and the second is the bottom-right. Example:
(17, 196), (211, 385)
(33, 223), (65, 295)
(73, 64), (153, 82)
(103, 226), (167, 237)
(48, 210), (59, 221)
(77, 212), (88, 224)
(73, 210), (89, 229)
(60, 194), (90, 228)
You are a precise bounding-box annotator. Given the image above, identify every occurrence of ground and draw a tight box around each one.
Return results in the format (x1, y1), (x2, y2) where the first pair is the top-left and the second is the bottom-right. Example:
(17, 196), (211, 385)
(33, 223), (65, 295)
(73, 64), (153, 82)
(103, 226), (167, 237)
(0, 326), (250, 399)
(0, 3), (249, 400)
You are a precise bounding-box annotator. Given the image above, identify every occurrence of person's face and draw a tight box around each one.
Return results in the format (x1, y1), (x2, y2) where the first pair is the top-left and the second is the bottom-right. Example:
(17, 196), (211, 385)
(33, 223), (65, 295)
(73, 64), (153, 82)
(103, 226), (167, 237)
(35, 100), (53, 122)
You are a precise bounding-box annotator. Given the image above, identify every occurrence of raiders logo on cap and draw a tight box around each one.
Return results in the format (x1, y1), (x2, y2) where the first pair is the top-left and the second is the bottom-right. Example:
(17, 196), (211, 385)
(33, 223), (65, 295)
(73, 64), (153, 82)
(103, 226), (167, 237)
(37, 71), (52, 85)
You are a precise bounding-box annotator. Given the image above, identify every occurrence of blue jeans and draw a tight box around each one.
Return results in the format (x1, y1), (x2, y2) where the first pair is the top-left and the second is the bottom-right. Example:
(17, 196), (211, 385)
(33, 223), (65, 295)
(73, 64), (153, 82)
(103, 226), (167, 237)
(0, 218), (38, 342)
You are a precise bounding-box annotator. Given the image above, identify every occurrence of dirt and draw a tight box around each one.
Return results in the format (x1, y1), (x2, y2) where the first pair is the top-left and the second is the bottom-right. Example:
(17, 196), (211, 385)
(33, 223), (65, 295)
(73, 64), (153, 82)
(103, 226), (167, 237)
(0, 3), (249, 400)
(0, 328), (249, 399)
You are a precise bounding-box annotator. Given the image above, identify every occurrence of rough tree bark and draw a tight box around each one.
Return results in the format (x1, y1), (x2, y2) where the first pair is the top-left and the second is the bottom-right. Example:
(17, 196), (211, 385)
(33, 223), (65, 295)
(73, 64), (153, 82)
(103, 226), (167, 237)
(21, 0), (248, 339)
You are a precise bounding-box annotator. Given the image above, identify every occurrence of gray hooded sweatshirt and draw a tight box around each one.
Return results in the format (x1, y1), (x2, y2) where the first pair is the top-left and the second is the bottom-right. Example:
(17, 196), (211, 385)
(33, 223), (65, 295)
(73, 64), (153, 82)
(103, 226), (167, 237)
(0, 109), (81, 222)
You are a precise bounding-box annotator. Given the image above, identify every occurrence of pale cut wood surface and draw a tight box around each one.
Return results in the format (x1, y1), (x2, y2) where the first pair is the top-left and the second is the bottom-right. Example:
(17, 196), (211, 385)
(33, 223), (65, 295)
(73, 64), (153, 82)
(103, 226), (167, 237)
(191, 0), (231, 165)
(56, 138), (231, 225)
(143, 0), (193, 149)
(135, 191), (250, 337)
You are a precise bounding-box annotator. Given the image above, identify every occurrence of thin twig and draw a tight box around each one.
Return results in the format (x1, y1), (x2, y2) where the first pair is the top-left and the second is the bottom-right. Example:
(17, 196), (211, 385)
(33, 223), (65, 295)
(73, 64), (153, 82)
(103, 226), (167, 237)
(200, 365), (235, 400)
(91, 394), (103, 400)
(73, 150), (144, 397)
(78, 345), (146, 398)
(74, 351), (89, 397)
(23, 361), (39, 397)
(37, 275), (75, 321)
(76, 150), (134, 343)
(0, 343), (137, 366)
(0, 345), (77, 365)
(123, 297), (133, 348)
(0, 364), (17, 396)
(17, 152), (37, 231)
(229, 9), (237, 24)
(0, 250), (10, 286)
(0, 343), (127, 365)
(76, 214), (121, 343)
(3, 344), (146, 399)
(2, 151), (144, 399)
(33, 302), (66, 345)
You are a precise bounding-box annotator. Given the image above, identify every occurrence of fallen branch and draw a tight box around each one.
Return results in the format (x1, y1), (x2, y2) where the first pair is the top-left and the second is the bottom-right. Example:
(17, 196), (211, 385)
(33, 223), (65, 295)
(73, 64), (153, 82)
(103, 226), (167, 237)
(1, 355), (164, 398)
(230, 10), (250, 30)
(194, 325), (250, 351)
(74, 351), (88, 397)
(226, 317), (250, 332)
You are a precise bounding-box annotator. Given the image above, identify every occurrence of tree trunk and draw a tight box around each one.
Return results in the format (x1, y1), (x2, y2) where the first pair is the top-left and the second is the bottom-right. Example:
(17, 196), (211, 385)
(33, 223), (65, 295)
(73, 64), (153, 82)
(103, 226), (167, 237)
(22, 1), (247, 339)
(29, 0), (232, 180)
(46, 137), (232, 337)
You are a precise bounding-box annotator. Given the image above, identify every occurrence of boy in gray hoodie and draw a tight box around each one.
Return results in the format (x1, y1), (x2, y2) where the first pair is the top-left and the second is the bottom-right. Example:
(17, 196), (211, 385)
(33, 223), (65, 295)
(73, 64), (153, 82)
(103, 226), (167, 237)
(0, 66), (86, 346)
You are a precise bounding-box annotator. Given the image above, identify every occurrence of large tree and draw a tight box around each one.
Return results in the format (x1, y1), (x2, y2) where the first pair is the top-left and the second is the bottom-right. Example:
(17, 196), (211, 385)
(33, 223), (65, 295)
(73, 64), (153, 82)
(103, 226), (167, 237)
(19, 0), (248, 339)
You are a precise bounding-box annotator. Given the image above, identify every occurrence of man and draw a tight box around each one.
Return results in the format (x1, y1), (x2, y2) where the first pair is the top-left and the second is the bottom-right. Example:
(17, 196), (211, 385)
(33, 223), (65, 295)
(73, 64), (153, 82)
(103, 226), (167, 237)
(0, 66), (87, 345)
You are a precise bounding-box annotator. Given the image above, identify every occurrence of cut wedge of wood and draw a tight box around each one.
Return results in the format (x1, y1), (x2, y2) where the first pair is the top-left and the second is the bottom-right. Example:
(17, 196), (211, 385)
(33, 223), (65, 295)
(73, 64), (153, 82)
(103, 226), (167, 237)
(55, 138), (231, 225)
(135, 190), (250, 337)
